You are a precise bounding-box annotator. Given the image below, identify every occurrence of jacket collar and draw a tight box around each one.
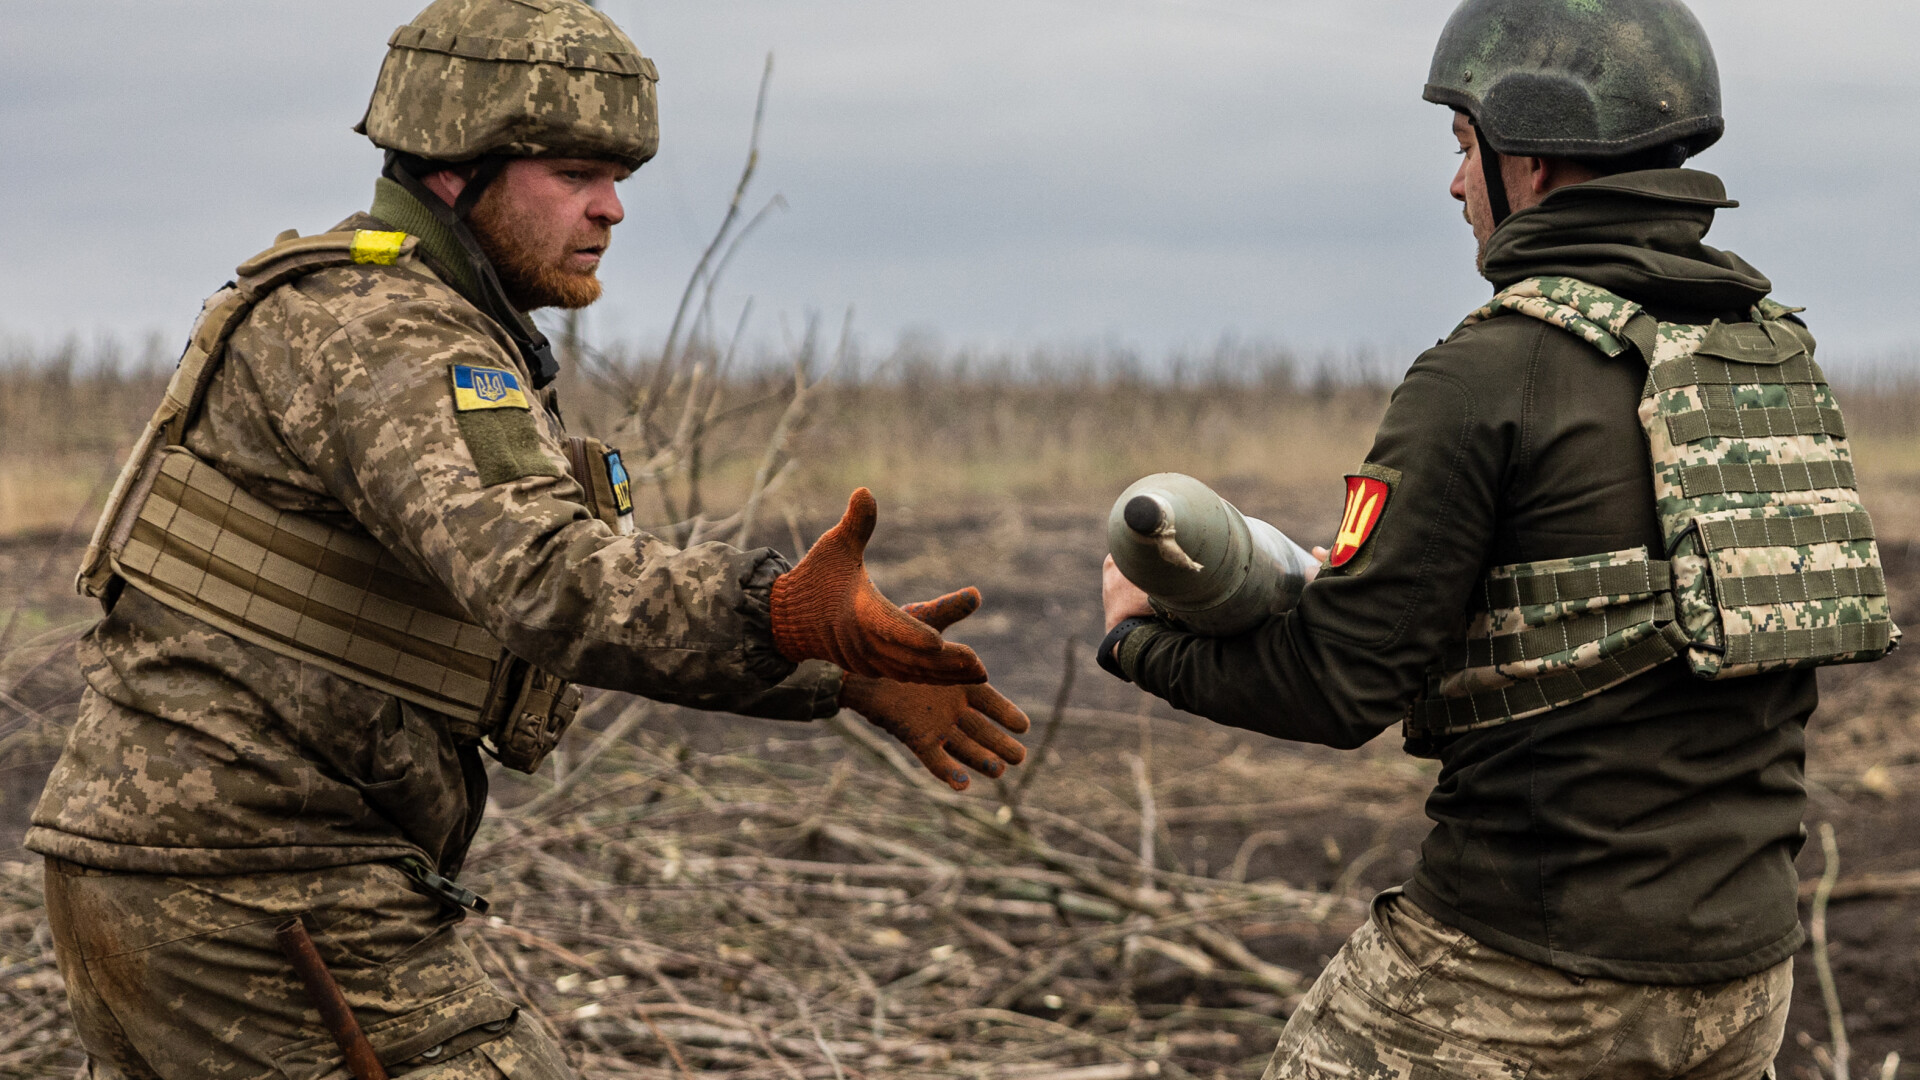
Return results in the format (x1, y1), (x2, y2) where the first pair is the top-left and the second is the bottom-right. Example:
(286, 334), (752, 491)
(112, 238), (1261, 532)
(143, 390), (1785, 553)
(370, 177), (484, 302)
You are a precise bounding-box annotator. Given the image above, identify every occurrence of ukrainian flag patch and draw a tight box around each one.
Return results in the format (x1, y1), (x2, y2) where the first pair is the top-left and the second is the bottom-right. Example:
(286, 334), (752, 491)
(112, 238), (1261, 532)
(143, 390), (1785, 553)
(605, 450), (634, 517)
(450, 365), (531, 412)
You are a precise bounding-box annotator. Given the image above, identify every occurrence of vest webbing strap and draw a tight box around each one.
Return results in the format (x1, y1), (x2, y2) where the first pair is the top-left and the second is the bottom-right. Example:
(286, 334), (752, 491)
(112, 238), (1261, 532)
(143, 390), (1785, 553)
(1665, 406), (1847, 445)
(1450, 595), (1673, 669)
(1471, 558), (1670, 612)
(1696, 383), (1822, 411)
(1648, 354), (1827, 392)
(1724, 621), (1896, 667)
(114, 446), (498, 726)
(1680, 458), (1855, 499)
(77, 227), (592, 771)
(1696, 511), (1876, 551)
(78, 231), (420, 598)
(1412, 276), (1897, 746)
(1410, 621), (1690, 737)
(1715, 566), (1887, 609)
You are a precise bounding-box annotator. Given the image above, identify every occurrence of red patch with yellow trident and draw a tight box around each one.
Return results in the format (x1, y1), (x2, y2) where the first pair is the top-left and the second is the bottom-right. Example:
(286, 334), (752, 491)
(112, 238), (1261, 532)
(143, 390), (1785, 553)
(1330, 474), (1391, 568)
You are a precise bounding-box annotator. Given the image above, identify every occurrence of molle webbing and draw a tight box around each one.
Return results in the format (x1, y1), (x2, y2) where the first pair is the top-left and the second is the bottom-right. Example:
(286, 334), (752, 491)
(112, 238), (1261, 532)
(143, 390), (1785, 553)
(1715, 566), (1884, 609)
(1409, 548), (1687, 738)
(77, 230), (419, 599)
(1414, 625), (1689, 737)
(1467, 556), (1671, 612)
(1413, 274), (1897, 744)
(1726, 622), (1894, 667)
(1451, 594), (1669, 669)
(1660, 382), (1843, 445)
(75, 226), (586, 772)
(1646, 354), (1825, 391)
(1679, 459), (1855, 498)
(1640, 294), (1896, 680)
(1664, 404), (1845, 444)
(1687, 502), (1893, 673)
(118, 448), (498, 724)
(1696, 510), (1876, 550)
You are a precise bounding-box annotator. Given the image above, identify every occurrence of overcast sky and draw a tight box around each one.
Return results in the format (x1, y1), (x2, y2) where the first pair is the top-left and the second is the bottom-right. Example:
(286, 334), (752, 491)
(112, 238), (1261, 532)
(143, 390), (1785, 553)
(3, 1), (1915, 368)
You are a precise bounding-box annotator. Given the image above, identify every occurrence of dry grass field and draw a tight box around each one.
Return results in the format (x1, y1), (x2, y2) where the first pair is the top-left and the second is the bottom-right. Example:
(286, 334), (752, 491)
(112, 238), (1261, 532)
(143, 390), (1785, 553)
(2, 347), (1917, 1078)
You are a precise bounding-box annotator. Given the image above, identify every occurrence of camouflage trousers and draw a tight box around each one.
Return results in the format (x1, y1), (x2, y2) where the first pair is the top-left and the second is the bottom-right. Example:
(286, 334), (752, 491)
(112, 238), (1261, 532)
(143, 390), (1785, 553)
(1263, 890), (1790, 1080)
(43, 858), (573, 1079)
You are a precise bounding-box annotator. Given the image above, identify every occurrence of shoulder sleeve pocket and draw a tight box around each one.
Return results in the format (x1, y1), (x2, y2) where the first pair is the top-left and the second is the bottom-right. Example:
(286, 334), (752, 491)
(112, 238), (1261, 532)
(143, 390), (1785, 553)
(447, 364), (562, 487)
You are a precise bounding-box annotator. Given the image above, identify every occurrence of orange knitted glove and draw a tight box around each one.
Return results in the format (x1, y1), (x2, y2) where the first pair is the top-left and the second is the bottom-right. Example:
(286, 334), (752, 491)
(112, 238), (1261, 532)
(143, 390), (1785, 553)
(771, 489), (988, 685)
(899, 587), (985, 631)
(840, 587), (1031, 791)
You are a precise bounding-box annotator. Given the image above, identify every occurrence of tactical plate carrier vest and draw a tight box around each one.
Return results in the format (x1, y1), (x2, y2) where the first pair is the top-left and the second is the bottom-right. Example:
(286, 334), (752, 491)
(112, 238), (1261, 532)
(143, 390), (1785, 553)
(76, 229), (632, 773)
(1409, 276), (1899, 744)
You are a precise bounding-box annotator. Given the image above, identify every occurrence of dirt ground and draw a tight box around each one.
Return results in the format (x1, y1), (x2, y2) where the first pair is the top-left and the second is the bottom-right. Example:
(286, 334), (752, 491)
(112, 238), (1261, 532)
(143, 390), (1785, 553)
(850, 504), (1920, 1080)
(2, 501), (1917, 1077)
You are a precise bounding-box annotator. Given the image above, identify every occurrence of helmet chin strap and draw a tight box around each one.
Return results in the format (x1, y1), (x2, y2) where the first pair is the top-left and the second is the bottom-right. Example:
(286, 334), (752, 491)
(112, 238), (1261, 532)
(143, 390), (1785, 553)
(451, 157), (509, 220)
(1474, 122), (1512, 228)
(384, 152), (561, 388)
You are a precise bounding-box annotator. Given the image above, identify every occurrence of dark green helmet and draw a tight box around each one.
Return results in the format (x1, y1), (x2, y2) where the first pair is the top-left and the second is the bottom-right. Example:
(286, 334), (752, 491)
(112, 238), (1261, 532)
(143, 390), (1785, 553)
(1423, 0), (1723, 160)
(356, 0), (660, 170)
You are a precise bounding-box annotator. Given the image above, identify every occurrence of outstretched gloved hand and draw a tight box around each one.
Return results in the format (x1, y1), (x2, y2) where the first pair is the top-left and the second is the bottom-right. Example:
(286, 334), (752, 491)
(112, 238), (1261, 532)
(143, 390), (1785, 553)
(771, 489), (988, 685)
(838, 587), (1031, 791)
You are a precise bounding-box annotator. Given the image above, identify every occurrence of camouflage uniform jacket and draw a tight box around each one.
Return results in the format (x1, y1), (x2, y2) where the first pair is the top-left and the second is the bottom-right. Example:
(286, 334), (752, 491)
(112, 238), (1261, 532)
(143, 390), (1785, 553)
(1114, 170), (1817, 984)
(27, 182), (841, 878)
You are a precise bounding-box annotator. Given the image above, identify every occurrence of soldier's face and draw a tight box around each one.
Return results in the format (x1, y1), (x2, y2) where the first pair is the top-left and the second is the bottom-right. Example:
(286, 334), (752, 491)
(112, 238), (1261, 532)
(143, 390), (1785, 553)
(1449, 112), (1497, 267)
(1449, 114), (1597, 272)
(467, 158), (631, 311)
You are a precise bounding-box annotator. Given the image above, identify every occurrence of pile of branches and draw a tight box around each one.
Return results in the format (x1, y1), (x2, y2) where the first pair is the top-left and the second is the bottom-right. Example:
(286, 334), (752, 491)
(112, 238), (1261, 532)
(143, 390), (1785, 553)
(0, 674), (1394, 1079)
(443, 676), (1378, 1080)
(0, 865), (70, 1074)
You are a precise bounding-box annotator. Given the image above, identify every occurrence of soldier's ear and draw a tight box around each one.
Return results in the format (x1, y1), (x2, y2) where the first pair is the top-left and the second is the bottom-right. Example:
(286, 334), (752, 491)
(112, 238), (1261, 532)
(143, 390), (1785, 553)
(419, 170), (467, 208)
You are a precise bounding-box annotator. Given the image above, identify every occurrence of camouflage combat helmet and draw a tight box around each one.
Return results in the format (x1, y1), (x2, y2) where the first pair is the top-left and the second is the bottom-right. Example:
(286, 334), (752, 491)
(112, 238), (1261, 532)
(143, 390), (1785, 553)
(1423, 0), (1723, 160)
(357, 0), (660, 169)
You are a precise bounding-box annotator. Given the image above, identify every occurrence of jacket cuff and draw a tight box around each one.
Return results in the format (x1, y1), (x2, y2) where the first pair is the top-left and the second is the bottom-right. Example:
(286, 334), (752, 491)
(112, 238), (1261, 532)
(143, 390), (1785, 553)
(804, 661), (846, 719)
(738, 549), (798, 683)
(1097, 617), (1163, 683)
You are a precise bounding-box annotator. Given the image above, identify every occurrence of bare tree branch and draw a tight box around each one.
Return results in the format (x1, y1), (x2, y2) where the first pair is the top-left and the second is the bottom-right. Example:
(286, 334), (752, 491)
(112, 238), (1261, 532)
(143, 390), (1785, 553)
(642, 53), (775, 431)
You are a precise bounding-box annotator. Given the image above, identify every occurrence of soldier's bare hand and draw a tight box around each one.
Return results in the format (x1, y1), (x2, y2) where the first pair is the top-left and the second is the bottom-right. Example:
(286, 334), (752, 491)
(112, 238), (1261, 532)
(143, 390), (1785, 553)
(1102, 554), (1154, 632)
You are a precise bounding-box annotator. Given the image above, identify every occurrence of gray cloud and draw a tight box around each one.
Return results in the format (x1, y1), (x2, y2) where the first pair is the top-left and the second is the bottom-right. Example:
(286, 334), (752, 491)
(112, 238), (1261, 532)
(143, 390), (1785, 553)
(2, 1), (1913, 364)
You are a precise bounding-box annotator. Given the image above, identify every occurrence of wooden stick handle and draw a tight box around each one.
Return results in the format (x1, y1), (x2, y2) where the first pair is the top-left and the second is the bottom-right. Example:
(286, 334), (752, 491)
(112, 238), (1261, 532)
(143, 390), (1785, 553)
(274, 916), (390, 1080)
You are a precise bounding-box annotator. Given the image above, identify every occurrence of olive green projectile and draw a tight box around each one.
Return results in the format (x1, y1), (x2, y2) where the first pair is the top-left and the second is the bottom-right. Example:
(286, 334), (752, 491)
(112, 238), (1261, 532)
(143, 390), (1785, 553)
(1107, 473), (1314, 636)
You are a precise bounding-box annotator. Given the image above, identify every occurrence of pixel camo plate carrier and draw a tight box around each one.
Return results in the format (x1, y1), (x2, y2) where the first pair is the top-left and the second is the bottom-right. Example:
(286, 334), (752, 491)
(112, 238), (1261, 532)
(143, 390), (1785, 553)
(1409, 276), (1898, 747)
(73, 228), (633, 773)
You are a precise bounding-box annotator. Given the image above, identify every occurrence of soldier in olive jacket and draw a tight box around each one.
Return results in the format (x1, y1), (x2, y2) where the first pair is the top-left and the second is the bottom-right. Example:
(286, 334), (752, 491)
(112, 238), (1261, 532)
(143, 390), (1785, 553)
(1101, 2), (1890, 1076)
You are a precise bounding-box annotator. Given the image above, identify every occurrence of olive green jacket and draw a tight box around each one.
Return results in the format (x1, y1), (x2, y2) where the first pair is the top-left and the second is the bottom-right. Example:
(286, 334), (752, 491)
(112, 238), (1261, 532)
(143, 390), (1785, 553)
(1116, 170), (1815, 983)
(28, 185), (841, 878)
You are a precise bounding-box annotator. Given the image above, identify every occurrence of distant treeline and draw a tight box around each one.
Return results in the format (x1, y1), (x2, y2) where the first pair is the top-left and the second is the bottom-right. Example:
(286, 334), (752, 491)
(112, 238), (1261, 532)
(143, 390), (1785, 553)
(3, 334), (1915, 536)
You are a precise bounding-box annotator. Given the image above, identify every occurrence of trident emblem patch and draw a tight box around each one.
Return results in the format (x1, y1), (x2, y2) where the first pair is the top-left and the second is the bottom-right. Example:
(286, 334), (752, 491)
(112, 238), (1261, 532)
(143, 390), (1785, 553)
(473, 369), (508, 402)
(1330, 474), (1392, 568)
(449, 365), (531, 412)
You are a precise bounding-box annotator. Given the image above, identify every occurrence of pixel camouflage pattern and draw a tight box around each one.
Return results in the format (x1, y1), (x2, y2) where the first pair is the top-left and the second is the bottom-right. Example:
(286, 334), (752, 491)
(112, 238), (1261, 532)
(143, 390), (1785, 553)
(1422, 274), (1896, 732)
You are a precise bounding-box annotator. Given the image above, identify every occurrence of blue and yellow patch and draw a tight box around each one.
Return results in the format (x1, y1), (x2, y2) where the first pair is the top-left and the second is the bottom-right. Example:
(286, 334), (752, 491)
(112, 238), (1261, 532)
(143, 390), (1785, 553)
(604, 451), (635, 517)
(450, 365), (531, 412)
